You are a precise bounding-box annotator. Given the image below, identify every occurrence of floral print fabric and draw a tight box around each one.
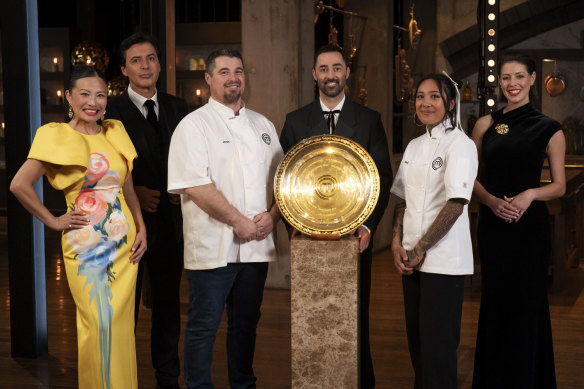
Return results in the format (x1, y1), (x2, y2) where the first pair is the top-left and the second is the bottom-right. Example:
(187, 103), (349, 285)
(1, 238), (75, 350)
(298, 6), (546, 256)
(28, 121), (139, 389)
(66, 152), (130, 389)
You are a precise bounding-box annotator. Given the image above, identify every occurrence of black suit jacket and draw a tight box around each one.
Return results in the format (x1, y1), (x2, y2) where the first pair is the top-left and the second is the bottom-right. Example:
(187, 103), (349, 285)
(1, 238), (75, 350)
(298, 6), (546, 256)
(105, 91), (188, 244)
(280, 97), (392, 235)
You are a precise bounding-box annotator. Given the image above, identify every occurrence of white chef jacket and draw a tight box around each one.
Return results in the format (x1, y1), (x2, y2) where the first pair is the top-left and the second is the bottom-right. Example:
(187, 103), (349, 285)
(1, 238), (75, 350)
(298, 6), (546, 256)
(167, 97), (284, 270)
(391, 121), (478, 275)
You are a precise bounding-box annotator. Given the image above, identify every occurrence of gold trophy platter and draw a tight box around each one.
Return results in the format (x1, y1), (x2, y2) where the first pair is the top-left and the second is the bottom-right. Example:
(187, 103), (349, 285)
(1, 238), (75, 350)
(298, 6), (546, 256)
(274, 135), (380, 239)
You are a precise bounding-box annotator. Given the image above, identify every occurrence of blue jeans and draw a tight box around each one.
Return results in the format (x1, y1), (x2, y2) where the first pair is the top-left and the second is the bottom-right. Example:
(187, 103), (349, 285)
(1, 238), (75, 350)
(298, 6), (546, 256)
(184, 262), (269, 389)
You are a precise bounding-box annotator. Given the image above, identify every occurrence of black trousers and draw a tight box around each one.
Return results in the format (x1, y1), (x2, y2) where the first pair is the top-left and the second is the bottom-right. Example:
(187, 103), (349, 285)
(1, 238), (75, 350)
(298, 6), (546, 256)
(135, 220), (183, 386)
(360, 246), (375, 389)
(402, 271), (465, 389)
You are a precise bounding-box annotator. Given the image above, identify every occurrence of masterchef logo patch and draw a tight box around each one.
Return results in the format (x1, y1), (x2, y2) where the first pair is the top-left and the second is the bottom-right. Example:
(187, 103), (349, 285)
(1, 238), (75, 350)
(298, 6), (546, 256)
(261, 133), (271, 145)
(432, 157), (443, 170)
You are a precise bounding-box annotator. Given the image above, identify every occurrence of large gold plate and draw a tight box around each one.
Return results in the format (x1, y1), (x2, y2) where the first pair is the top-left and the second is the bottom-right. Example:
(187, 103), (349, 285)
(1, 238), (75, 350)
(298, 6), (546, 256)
(274, 135), (380, 238)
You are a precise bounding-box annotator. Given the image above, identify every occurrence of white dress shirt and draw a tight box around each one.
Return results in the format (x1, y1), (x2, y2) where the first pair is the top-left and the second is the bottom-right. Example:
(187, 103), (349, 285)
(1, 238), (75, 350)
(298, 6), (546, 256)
(391, 121), (478, 275)
(126, 84), (159, 118)
(167, 97), (284, 270)
(319, 95), (345, 134)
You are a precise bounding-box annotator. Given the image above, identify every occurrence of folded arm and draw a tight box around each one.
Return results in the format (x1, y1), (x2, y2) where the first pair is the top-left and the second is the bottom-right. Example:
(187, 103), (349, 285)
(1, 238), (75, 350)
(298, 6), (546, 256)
(185, 183), (259, 242)
(407, 198), (465, 266)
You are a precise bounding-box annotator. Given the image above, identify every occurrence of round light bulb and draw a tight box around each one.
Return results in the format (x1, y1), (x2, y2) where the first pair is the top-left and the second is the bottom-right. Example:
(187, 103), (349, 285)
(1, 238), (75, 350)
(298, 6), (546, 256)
(488, 13), (496, 21)
(488, 0), (496, 5)
(487, 75), (496, 83)
(488, 44), (496, 52)
(487, 99), (495, 107)
(488, 59), (495, 67)
(488, 29), (495, 36)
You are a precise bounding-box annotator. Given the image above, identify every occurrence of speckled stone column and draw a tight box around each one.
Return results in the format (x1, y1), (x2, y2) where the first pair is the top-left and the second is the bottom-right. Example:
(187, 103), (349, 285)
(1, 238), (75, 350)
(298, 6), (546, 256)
(290, 235), (359, 388)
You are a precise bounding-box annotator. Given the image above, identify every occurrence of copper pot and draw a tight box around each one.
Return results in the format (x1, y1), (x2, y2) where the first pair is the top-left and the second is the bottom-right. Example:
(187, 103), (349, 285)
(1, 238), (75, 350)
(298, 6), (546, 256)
(545, 72), (566, 97)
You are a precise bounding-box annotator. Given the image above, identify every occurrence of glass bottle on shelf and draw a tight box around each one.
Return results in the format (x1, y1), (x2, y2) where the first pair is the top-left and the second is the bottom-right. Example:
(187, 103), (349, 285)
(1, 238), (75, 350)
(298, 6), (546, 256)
(462, 80), (472, 101)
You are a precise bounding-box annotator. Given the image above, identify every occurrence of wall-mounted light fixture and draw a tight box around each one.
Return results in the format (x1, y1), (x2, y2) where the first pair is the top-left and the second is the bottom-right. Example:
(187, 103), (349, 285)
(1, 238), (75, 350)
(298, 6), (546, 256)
(478, 0), (499, 115)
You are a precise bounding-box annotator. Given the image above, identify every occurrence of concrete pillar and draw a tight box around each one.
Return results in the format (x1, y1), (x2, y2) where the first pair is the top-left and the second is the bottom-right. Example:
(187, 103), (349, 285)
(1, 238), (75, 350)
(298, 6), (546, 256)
(241, 0), (315, 288)
(241, 0), (314, 130)
(345, 0), (394, 251)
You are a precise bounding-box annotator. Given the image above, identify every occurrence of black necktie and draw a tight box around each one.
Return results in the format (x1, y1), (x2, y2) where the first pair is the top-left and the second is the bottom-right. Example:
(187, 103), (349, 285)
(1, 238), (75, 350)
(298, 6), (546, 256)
(322, 110), (341, 133)
(144, 99), (159, 130)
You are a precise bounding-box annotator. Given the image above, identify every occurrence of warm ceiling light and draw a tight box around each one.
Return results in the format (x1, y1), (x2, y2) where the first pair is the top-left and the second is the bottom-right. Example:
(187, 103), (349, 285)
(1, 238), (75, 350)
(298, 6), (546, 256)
(487, 99), (495, 107)
(488, 0), (496, 5)
(488, 59), (495, 67)
(488, 29), (495, 36)
(488, 13), (496, 21)
(487, 75), (496, 82)
(488, 44), (496, 51)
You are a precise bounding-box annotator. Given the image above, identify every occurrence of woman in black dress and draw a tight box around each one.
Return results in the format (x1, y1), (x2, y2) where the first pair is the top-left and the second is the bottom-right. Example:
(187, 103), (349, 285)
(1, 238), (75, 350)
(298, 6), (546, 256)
(471, 54), (566, 388)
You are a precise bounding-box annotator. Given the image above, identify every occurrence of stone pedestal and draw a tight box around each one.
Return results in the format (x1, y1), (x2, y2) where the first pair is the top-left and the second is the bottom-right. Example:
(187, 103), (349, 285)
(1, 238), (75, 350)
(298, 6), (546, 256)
(290, 235), (359, 388)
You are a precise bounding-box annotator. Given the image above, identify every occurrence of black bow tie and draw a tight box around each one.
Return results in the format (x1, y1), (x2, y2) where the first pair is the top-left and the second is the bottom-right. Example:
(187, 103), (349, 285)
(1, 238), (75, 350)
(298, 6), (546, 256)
(322, 110), (341, 133)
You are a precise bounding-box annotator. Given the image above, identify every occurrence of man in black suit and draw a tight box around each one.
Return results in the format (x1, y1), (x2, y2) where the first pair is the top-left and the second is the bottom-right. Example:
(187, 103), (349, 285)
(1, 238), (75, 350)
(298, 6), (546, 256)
(280, 44), (392, 389)
(106, 32), (187, 389)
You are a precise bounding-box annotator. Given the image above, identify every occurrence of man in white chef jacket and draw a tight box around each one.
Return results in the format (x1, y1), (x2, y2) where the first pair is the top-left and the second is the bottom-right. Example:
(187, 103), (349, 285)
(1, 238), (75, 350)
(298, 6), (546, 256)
(167, 48), (283, 389)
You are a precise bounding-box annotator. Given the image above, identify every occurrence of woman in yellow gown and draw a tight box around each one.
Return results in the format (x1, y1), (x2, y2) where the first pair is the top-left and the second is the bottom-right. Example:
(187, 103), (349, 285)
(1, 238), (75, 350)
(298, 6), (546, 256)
(10, 65), (147, 389)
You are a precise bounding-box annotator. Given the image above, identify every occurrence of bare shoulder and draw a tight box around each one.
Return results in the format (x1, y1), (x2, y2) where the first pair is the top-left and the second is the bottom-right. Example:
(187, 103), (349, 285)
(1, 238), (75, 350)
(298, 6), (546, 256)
(471, 114), (493, 141)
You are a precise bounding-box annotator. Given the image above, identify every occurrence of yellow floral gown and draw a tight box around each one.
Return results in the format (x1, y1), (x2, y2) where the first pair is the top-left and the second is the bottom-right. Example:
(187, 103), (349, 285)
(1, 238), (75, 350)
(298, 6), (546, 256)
(28, 119), (139, 389)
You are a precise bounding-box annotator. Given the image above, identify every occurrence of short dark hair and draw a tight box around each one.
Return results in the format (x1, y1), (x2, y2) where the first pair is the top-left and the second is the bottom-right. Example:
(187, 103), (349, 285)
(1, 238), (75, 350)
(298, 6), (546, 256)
(313, 44), (348, 68)
(205, 48), (243, 75)
(68, 65), (107, 92)
(119, 32), (161, 66)
(414, 73), (458, 127)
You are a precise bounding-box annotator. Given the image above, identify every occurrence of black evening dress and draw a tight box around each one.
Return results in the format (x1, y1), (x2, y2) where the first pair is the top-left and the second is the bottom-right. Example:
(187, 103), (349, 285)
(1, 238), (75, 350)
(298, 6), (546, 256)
(473, 103), (561, 389)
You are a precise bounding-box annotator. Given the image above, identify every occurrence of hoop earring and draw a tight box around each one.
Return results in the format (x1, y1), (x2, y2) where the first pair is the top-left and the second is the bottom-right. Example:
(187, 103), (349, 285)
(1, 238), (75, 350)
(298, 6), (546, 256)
(68, 105), (74, 119)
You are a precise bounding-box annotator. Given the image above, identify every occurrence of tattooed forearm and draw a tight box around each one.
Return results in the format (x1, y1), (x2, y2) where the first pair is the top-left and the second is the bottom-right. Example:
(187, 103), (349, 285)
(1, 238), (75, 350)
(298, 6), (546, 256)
(392, 195), (406, 244)
(417, 198), (465, 253)
(406, 245), (423, 262)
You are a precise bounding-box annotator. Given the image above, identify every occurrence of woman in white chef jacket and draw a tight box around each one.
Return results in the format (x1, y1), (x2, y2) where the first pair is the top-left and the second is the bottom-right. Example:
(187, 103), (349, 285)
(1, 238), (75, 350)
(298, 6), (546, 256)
(391, 73), (478, 388)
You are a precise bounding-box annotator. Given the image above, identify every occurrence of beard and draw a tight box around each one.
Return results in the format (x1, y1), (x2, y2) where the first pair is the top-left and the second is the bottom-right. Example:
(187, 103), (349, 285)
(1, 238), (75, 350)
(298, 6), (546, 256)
(223, 89), (241, 104)
(318, 77), (346, 98)
(223, 81), (242, 104)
